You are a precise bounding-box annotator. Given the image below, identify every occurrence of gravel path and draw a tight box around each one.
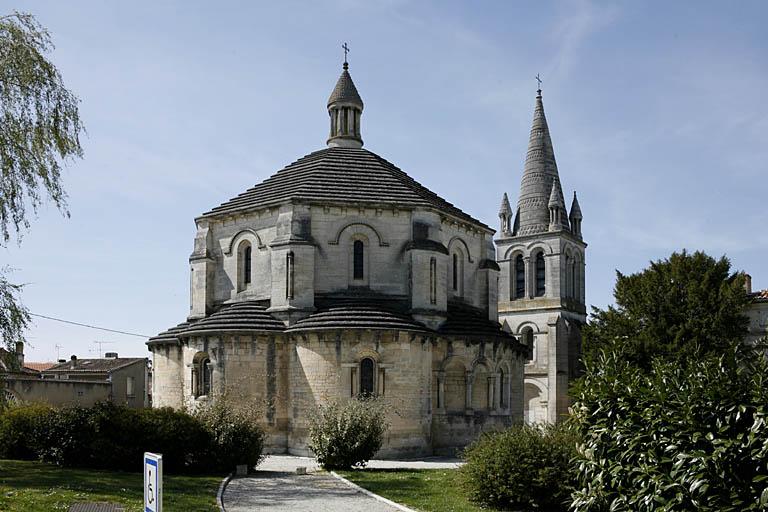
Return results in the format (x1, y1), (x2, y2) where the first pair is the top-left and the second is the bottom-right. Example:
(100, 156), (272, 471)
(223, 471), (399, 512)
(222, 455), (461, 511)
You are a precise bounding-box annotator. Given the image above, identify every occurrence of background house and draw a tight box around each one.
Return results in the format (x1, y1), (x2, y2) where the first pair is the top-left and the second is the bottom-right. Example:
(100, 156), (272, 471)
(3, 346), (148, 408)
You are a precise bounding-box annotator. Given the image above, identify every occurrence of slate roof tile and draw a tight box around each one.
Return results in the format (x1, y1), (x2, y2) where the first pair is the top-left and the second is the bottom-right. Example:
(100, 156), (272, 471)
(201, 148), (490, 230)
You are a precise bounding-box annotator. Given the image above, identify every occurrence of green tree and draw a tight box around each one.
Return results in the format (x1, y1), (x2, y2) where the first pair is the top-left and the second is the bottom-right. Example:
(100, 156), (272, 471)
(0, 12), (83, 349)
(583, 250), (749, 368)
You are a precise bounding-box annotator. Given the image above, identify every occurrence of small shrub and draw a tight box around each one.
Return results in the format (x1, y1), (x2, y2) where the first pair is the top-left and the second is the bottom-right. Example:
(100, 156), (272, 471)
(459, 423), (578, 511)
(0, 402), (54, 460)
(308, 396), (389, 470)
(192, 390), (265, 472)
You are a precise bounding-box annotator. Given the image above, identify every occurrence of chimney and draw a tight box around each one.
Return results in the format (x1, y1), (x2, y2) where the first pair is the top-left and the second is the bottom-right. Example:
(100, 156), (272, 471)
(15, 341), (24, 368)
(105, 352), (118, 359)
(70, 354), (77, 369)
(745, 273), (753, 294)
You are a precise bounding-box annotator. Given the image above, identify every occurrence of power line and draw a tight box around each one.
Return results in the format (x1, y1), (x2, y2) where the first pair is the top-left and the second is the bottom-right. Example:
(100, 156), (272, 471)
(29, 313), (151, 338)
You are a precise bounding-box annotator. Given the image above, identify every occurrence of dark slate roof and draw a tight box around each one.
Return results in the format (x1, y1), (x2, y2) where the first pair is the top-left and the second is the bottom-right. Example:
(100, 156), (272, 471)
(403, 239), (449, 255)
(438, 301), (515, 340)
(201, 147), (490, 230)
(478, 259), (501, 271)
(44, 357), (146, 373)
(287, 301), (430, 334)
(147, 321), (195, 346)
(328, 66), (363, 108)
(180, 301), (285, 337)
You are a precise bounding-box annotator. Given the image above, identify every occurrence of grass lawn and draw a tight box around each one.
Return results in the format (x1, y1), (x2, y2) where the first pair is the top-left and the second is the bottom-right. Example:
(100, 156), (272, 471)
(336, 468), (496, 512)
(0, 459), (222, 511)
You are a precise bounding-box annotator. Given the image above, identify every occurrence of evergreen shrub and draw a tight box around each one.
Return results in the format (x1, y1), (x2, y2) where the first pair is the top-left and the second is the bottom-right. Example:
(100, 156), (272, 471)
(459, 423), (579, 511)
(308, 396), (389, 470)
(570, 343), (768, 512)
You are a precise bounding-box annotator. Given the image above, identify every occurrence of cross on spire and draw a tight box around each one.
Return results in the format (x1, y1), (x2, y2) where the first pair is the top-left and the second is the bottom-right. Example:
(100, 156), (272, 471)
(535, 73), (542, 93)
(342, 42), (350, 69)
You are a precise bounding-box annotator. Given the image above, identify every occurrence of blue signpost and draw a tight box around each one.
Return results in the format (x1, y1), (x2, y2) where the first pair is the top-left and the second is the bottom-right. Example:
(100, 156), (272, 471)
(144, 452), (163, 512)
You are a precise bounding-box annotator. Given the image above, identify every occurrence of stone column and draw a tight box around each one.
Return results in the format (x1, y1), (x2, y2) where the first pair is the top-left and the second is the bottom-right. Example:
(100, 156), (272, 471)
(524, 256), (532, 299)
(465, 371), (474, 413)
(436, 371), (446, 410)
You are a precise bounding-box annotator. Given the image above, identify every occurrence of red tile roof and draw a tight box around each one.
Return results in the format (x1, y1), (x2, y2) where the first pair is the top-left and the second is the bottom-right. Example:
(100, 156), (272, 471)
(751, 289), (768, 302)
(24, 362), (56, 372)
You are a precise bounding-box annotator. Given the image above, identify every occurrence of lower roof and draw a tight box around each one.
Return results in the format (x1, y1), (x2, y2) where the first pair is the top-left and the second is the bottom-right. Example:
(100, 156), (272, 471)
(148, 299), (519, 348)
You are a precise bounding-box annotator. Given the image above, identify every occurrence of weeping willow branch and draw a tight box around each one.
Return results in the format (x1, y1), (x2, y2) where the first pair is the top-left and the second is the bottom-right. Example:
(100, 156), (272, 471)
(0, 11), (84, 246)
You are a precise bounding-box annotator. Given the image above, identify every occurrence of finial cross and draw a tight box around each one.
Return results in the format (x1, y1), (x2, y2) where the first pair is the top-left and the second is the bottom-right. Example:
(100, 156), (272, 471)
(342, 42), (350, 64)
(535, 73), (542, 91)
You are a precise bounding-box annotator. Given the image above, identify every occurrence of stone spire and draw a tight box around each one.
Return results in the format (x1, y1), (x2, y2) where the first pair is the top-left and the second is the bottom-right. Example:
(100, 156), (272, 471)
(499, 193), (512, 234)
(547, 178), (569, 231)
(569, 191), (583, 238)
(327, 60), (364, 148)
(515, 89), (563, 236)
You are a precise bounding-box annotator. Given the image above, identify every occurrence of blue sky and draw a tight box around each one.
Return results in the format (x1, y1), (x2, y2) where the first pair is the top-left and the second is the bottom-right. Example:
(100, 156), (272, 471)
(4, 0), (767, 362)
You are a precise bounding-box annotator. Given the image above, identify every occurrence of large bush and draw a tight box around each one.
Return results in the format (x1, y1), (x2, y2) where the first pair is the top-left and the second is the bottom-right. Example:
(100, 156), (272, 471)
(570, 343), (768, 512)
(460, 423), (578, 511)
(0, 400), (263, 474)
(308, 397), (389, 470)
(192, 391), (265, 471)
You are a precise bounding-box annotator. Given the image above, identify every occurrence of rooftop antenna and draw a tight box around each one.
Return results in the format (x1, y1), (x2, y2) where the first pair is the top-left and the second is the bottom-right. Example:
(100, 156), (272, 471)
(54, 344), (63, 360)
(92, 340), (115, 358)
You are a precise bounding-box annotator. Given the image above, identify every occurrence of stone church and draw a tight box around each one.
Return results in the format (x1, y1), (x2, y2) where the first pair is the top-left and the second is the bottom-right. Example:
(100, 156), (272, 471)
(148, 60), (583, 455)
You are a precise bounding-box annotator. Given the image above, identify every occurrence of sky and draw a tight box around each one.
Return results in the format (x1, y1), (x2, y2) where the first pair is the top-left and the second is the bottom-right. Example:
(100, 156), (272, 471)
(4, 0), (767, 362)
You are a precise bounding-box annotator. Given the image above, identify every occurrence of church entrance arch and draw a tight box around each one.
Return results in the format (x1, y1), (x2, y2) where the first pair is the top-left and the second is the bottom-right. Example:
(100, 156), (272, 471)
(523, 381), (547, 424)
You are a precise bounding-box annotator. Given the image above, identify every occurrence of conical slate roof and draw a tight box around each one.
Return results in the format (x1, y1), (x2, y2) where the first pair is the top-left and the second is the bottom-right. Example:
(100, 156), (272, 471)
(569, 191), (583, 219)
(327, 64), (363, 108)
(516, 91), (563, 236)
(499, 192), (512, 216)
(201, 147), (489, 229)
(548, 178), (565, 208)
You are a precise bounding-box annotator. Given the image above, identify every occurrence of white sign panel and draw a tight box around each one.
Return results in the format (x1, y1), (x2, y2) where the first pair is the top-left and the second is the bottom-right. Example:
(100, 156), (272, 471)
(144, 452), (163, 512)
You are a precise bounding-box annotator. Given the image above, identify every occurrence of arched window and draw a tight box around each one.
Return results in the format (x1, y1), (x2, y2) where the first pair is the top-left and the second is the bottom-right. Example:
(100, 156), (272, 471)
(535, 252), (546, 297)
(522, 328), (535, 363)
(244, 246), (252, 285)
(237, 241), (252, 292)
(451, 250), (464, 296)
(571, 258), (579, 299)
(515, 255), (525, 299)
(353, 240), (364, 280)
(498, 368), (505, 408)
(565, 253), (573, 298)
(201, 358), (212, 396)
(429, 257), (437, 305)
(452, 253), (458, 291)
(286, 251), (295, 299)
(360, 358), (375, 396)
(192, 352), (213, 398)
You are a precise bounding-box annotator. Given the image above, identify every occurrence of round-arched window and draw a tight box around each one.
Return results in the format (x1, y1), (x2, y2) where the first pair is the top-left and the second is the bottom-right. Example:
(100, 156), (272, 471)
(360, 357), (375, 396)
(353, 240), (364, 280)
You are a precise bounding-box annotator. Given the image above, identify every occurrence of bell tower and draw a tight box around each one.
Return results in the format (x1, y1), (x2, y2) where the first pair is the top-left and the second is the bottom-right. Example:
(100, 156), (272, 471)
(495, 86), (586, 424)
